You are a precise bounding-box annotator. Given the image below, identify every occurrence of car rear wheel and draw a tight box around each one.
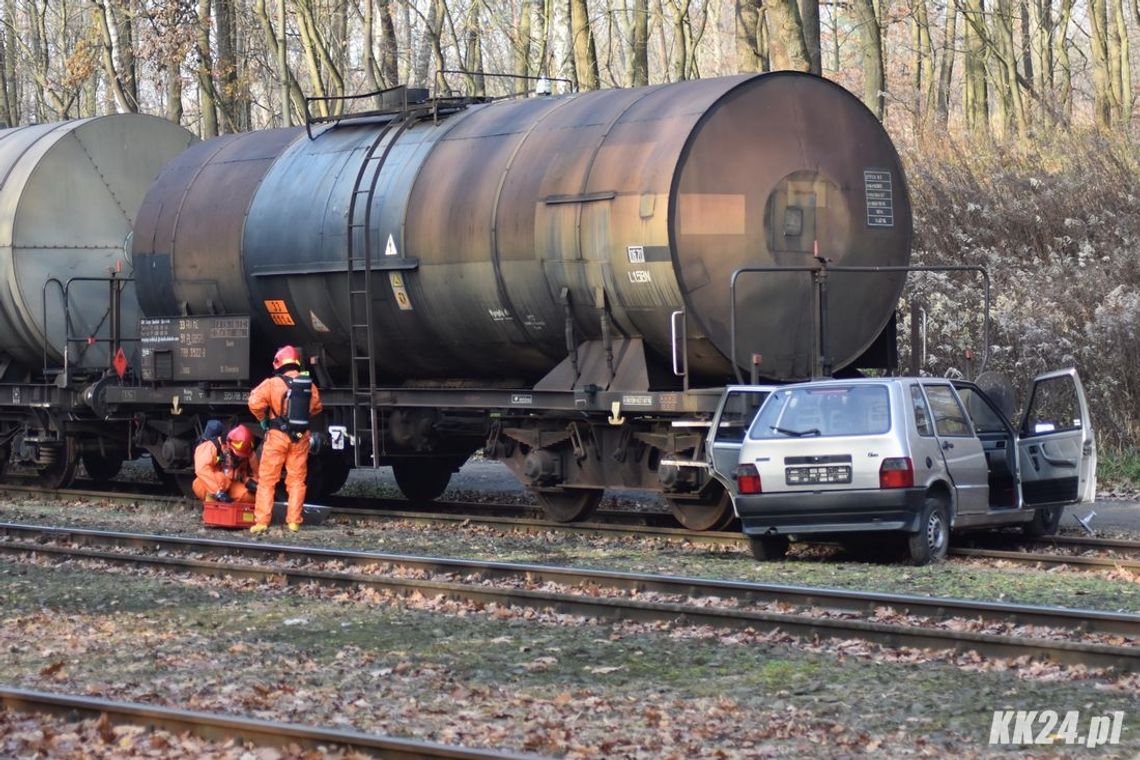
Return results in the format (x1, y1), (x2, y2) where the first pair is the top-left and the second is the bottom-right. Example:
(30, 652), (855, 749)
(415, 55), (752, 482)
(748, 535), (789, 561)
(1021, 505), (1063, 537)
(907, 495), (949, 565)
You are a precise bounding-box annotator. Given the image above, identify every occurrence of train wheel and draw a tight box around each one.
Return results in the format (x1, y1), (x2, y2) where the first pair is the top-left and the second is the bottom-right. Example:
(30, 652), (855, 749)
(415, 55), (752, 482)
(393, 460), (453, 503)
(531, 487), (603, 522)
(36, 437), (78, 490)
(668, 486), (736, 531)
(81, 451), (124, 483)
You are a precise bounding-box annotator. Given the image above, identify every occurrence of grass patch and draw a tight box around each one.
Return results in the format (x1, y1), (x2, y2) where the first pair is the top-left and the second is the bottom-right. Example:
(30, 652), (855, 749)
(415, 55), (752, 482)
(1099, 447), (1140, 492)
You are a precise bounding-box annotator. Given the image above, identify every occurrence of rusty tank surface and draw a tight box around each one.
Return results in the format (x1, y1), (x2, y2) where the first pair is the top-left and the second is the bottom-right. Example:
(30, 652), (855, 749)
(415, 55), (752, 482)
(0, 115), (195, 375)
(134, 72), (911, 385)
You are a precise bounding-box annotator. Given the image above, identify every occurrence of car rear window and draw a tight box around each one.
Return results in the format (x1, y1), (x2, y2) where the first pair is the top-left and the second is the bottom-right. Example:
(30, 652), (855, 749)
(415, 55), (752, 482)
(748, 384), (891, 439)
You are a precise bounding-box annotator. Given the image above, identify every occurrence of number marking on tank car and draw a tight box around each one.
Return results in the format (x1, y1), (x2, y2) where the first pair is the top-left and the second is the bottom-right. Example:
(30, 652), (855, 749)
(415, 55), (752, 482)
(628, 270), (652, 283)
(263, 300), (295, 326)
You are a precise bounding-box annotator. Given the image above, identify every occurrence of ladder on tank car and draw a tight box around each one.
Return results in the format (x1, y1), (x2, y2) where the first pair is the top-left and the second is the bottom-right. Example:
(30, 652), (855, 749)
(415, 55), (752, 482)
(344, 103), (423, 469)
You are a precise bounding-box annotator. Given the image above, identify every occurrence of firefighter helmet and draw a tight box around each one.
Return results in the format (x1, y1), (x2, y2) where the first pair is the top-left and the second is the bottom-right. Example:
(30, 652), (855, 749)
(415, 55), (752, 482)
(272, 345), (302, 370)
(227, 425), (255, 457)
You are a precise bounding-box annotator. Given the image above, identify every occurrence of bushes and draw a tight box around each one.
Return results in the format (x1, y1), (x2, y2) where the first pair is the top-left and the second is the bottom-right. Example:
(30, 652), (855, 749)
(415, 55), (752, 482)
(899, 132), (1140, 449)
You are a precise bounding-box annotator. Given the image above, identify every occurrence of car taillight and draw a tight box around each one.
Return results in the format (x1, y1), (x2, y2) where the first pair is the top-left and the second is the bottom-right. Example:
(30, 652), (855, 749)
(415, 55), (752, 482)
(879, 457), (914, 489)
(736, 463), (762, 494)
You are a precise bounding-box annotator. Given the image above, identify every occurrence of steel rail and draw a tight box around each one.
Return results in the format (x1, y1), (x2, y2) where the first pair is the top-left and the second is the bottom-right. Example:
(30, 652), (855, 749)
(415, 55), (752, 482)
(1, 524), (1137, 671)
(8, 485), (1140, 567)
(6, 483), (1140, 565)
(951, 546), (1140, 571)
(0, 687), (532, 759)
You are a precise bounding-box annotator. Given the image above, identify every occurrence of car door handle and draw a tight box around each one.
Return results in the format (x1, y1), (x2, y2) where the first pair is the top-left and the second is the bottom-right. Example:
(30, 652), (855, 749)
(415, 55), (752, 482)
(941, 441), (954, 450)
(1039, 443), (1076, 468)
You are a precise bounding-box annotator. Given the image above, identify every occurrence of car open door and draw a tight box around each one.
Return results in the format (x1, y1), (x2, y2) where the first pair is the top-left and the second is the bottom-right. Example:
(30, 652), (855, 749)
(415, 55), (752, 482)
(1017, 368), (1096, 506)
(704, 386), (773, 496)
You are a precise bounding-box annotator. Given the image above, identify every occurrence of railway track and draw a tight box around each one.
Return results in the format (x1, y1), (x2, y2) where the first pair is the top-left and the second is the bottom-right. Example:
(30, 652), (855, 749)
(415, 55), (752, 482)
(1, 522), (1137, 672)
(4, 482), (1140, 570)
(0, 687), (529, 759)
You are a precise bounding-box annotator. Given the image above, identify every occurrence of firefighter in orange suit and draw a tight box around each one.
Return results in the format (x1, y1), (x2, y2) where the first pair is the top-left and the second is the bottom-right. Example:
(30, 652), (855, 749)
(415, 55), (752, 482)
(248, 345), (323, 533)
(192, 422), (260, 503)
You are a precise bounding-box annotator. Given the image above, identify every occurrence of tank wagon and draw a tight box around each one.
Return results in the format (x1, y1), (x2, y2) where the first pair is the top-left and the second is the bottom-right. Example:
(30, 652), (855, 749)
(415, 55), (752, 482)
(0, 72), (912, 530)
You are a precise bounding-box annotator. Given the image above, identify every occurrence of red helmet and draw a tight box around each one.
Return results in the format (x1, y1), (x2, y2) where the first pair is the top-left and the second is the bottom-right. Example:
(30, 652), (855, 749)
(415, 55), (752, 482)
(273, 345), (302, 370)
(227, 425), (255, 457)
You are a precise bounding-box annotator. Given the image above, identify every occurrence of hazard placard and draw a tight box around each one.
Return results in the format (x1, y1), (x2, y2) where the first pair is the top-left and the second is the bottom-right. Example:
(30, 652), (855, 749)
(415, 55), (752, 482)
(264, 299), (295, 326)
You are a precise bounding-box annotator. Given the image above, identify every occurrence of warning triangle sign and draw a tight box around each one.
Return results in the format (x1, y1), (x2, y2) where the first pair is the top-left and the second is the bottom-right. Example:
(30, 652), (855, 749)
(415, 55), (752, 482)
(385, 234), (398, 257)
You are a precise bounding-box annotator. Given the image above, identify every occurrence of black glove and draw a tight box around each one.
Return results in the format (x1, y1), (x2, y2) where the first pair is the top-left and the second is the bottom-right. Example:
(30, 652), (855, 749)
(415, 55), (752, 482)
(245, 479), (257, 494)
(212, 490), (233, 503)
(309, 431), (326, 455)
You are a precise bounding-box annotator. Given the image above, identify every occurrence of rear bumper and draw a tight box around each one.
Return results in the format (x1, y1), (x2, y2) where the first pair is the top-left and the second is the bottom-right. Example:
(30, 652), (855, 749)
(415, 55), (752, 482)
(737, 487), (928, 536)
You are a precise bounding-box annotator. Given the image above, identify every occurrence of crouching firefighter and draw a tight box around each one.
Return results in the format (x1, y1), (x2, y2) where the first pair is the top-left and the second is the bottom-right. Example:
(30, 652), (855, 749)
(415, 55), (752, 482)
(248, 345), (324, 534)
(192, 421), (259, 504)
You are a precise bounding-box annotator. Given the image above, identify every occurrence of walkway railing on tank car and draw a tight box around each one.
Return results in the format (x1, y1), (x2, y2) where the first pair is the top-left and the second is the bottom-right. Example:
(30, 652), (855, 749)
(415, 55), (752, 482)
(43, 274), (136, 386)
(303, 84), (432, 140)
(728, 262), (991, 382)
(433, 69), (574, 102)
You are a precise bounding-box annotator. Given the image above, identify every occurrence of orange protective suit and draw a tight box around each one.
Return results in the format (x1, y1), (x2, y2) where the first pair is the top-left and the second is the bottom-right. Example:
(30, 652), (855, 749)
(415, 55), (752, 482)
(192, 438), (260, 503)
(248, 369), (323, 527)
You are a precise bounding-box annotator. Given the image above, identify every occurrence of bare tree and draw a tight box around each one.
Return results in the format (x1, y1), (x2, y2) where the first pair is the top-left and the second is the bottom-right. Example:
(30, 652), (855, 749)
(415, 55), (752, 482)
(92, 0), (138, 112)
(851, 0), (884, 117)
(767, 0), (810, 71)
(570, 0), (600, 88)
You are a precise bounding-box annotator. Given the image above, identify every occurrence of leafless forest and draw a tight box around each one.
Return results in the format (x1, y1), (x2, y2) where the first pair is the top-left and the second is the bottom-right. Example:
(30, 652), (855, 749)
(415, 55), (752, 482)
(0, 0), (1130, 137)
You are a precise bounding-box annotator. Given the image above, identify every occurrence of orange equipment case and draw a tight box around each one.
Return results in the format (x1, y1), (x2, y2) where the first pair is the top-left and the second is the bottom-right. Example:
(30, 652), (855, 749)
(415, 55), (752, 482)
(202, 501), (256, 528)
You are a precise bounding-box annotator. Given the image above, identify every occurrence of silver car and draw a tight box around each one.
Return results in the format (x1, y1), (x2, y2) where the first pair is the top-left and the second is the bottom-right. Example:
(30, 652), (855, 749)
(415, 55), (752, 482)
(705, 370), (1096, 564)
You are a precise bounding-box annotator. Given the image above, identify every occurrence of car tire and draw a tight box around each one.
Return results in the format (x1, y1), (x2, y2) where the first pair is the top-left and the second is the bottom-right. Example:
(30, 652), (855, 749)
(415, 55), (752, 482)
(907, 495), (949, 565)
(1021, 506), (1063, 537)
(748, 535), (790, 561)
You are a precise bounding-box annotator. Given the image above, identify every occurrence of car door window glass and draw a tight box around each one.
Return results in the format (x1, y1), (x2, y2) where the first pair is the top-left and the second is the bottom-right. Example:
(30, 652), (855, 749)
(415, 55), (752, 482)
(923, 384), (973, 437)
(955, 387), (1009, 433)
(714, 391), (769, 444)
(910, 385), (933, 437)
(1022, 376), (1082, 436)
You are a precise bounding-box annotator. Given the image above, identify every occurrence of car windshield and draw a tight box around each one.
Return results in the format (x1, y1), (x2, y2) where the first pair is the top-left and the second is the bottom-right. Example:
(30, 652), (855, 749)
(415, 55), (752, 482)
(748, 384), (891, 439)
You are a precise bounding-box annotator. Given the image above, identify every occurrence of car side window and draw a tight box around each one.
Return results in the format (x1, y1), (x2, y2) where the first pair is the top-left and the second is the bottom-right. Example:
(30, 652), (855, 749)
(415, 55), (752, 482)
(923, 384), (973, 437)
(910, 385), (934, 437)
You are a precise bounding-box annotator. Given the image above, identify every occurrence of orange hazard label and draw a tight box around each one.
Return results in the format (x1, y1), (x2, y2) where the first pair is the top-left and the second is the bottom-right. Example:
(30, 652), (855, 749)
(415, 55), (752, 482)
(264, 300), (295, 326)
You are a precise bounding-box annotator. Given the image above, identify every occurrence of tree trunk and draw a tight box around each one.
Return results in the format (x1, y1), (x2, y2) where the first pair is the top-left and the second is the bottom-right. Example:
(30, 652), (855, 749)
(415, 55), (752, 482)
(515, 0), (534, 89)
(735, 0), (764, 72)
(464, 2), (485, 95)
(569, 0), (600, 89)
(1112, 0), (1131, 123)
(851, 0), (884, 117)
(912, 0), (934, 127)
(1089, 0), (1115, 127)
(766, 0), (809, 71)
(214, 0), (241, 132)
(935, 2), (957, 126)
(962, 0), (989, 135)
(253, 0), (306, 124)
(195, 0), (218, 136)
(92, 0), (138, 113)
(800, 0), (821, 74)
(631, 0), (648, 84)
(165, 63), (183, 123)
(1055, 0), (1073, 118)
